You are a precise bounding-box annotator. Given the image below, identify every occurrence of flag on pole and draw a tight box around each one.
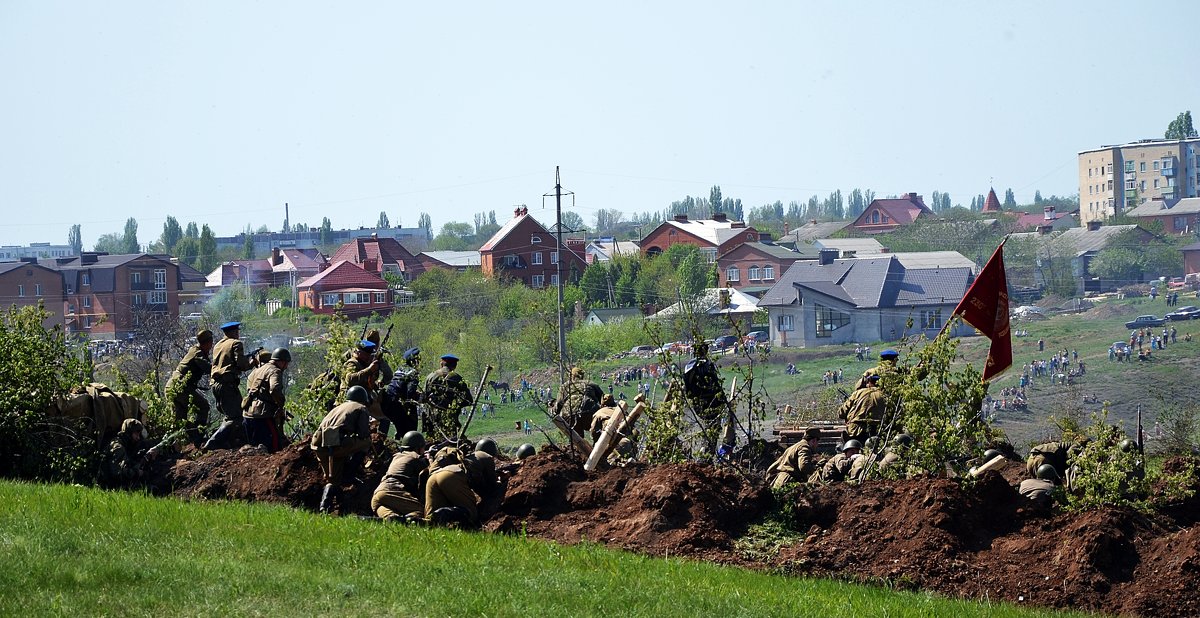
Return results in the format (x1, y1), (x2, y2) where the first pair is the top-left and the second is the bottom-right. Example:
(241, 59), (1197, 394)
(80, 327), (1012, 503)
(952, 238), (1012, 382)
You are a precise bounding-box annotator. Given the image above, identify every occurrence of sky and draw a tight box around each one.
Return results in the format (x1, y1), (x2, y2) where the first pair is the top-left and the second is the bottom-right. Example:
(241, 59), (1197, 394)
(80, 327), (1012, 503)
(2, 1), (1199, 249)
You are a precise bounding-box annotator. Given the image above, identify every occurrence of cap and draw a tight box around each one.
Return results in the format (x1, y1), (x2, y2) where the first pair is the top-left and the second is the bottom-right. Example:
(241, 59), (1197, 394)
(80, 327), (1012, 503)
(866, 374), (881, 382)
(402, 347), (421, 362)
(440, 353), (459, 362)
(220, 321), (241, 331)
(358, 340), (377, 351)
(196, 329), (214, 344)
(880, 349), (899, 359)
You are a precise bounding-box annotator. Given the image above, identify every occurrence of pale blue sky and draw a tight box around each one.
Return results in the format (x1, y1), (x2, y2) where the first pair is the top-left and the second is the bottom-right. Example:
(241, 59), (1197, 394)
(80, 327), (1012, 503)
(2, 1), (1197, 248)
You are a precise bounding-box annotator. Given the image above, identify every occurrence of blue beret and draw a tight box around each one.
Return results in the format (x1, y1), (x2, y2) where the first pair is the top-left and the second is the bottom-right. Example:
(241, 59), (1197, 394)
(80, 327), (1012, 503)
(440, 353), (459, 362)
(866, 373), (881, 382)
(403, 347), (421, 362)
(358, 340), (377, 350)
(220, 321), (241, 331)
(880, 349), (899, 358)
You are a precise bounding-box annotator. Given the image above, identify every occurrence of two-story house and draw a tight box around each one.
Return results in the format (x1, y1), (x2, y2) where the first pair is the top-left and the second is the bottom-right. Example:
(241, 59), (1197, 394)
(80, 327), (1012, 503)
(296, 260), (392, 318)
(848, 192), (935, 234)
(46, 253), (180, 340)
(717, 241), (815, 296)
(330, 234), (424, 282)
(0, 259), (65, 329)
(479, 206), (587, 289)
(639, 213), (760, 263)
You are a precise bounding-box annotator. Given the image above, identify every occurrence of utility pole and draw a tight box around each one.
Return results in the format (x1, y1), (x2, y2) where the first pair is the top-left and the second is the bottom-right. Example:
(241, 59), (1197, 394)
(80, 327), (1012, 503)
(544, 167), (572, 384)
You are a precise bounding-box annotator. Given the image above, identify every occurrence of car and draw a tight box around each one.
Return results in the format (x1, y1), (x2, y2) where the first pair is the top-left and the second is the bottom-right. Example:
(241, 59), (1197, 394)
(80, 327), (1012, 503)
(1124, 315), (1166, 329)
(290, 336), (314, 347)
(1112, 341), (1129, 354)
(712, 335), (739, 350)
(1165, 306), (1200, 321)
(744, 331), (769, 344)
(629, 345), (655, 356)
(182, 312), (203, 321)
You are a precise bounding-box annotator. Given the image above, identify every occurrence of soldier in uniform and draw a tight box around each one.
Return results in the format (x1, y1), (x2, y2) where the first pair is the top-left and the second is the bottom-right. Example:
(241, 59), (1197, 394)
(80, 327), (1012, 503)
(681, 342), (737, 456)
(554, 366), (604, 438)
(423, 353), (473, 440)
(424, 446), (479, 527)
(310, 386), (374, 514)
(203, 321), (258, 451)
(838, 374), (888, 442)
(766, 426), (821, 489)
(381, 347), (423, 437)
(101, 418), (147, 488)
(243, 348), (290, 453)
(343, 340), (385, 421)
(813, 439), (862, 484)
(371, 431), (429, 521)
(167, 328), (214, 448)
(515, 443), (536, 461)
(465, 437), (505, 522)
(1019, 464), (1060, 506)
(855, 348), (900, 390)
(588, 393), (621, 442)
(1026, 437), (1086, 479)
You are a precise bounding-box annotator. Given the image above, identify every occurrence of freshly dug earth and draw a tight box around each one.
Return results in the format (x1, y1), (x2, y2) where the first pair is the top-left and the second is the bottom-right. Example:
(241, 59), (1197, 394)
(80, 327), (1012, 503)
(160, 443), (1200, 618)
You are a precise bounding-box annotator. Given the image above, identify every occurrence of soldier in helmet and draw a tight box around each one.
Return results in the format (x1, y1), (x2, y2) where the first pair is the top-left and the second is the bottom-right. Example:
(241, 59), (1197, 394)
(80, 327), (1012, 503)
(424, 446), (479, 527)
(243, 348), (290, 453)
(423, 353), (473, 440)
(203, 321), (258, 451)
(381, 347), (423, 437)
(1026, 437), (1087, 479)
(167, 328), (214, 448)
(838, 373), (888, 442)
(767, 426), (821, 489)
(515, 443), (536, 461)
(681, 342), (735, 456)
(101, 418), (147, 488)
(1019, 464), (1060, 506)
(813, 439), (862, 484)
(588, 393), (621, 442)
(371, 431), (429, 521)
(466, 437), (505, 521)
(311, 386), (374, 514)
(554, 365), (604, 439)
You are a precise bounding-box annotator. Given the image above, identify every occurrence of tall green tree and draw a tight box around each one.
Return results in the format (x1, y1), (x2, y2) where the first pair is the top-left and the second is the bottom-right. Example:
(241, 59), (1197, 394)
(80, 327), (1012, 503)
(1165, 111), (1198, 139)
(319, 217), (333, 246)
(418, 213), (432, 239)
(67, 224), (82, 255)
(160, 216), (183, 254)
(560, 210), (586, 232)
(1003, 188), (1017, 208)
(377, 212), (390, 228)
(709, 186), (723, 215)
(241, 225), (255, 260)
(93, 233), (123, 254)
(122, 218), (139, 254)
(198, 225), (218, 272)
(185, 222), (199, 239)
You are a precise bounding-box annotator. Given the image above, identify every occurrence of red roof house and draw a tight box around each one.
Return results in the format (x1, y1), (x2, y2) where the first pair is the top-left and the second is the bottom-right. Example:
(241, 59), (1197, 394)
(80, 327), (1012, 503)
(479, 207), (587, 288)
(296, 260), (391, 317)
(848, 192), (935, 234)
(330, 234), (424, 281)
(638, 213), (760, 262)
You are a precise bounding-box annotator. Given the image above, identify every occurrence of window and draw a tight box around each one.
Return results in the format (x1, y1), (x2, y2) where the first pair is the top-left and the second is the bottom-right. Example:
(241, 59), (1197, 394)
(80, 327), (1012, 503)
(1126, 180), (1136, 190)
(345, 292), (371, 304)
(1107, 180), (1113, 190)
(532, 252), (543, 265)
(502, 255), (522, 268)
(763, 265), (775, 280)
(1106, 163), (1113, 174)
(1175, 216), (1188, 231)
(921, 309), (943, 329)
(1125, 161), (1135, 173)
(321, 293), (339, 306)
(726, 266), (740, 282)
(550, 252), (559, 264)
(531, 235), (542, 244)
(149, 291), (167, 304)
(777, 314), (794, 332)
(871, 211), (880, 224)
(374, 292), (386, 304)
(82, 273), (90, 286)
(1163, 158), (1174, 169)
(154, 269), (166, 290)
(17, 285), (24, 297)
(68, 304), (75, 314)
(881, 215), (889, 224)
(748, 265), (761, 281)
(1154, 179), (1159, 189)
(131, 271), (142, 285)
(814, 304), (851, 338)
(531, 275), (545, 288)
(550, 274), (559, 286)
(1141, 181), (1147, 190)
(702, 248), (717, 263)
(83, 296), (91, 308)
(1153, 161), (1160, 171)
(1140, 162), (1147, 172)
(132, 293), (144, 306)
(84, 316), (92, 328)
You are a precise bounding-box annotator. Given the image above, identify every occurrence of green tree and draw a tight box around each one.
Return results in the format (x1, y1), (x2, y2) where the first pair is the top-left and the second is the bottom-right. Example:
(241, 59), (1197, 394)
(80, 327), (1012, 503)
(198, 225), (218, 272)
(418, 213), (432, 239)
(578, 261), (612, 307)
(184, 222), (199, 239)
(1165, 110), (1198, 139)
(67, 224), (82, 255)
(560, 210), (586, 233)
(93, 233), (123, 254)
(241, 225), (255, 260)
(709, 186), (723, 216)
(676, 251), (709, 298)
(173, 237), (200, 268)
(255, 225), (270, 234)
(319, 217), (333, 246)
(377, 212), (390, 228)
(431, 222), (473, 251)
(160, 216), (183, 254)
(1003, 188), (1016, 209)
(122, 218), (139, 253)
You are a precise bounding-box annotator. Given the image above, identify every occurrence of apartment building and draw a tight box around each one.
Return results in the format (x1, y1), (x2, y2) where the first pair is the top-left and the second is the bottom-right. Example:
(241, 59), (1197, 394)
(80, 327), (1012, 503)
(45, 252), (180, 339)
(1079, 137), (1200, 225)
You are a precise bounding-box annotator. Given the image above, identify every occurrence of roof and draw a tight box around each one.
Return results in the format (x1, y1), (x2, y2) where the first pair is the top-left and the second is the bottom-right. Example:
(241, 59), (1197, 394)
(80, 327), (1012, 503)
(0, 261), (56, 276)
(782, 221), (851, 243)
(273, 248), (326, 273)
(586, 307), (642, 323)
(886, 251), (977, 272)
(1014, 209), (1070, 230)
(814, 238), (886, 254)
(857, 194), (935, 227)
(652, 287), (759, 319)
(888, 267), (975, 306)
(1126, 197), (1200, 218)
(718, 241), (803, 261)
(587, 239), (641, 260)
(421, 251), (482, 267)
(296, 260), (387, 290)
(654, 217), (752, 246)
(479, 211), (548, 252)
(175, 262), (208, 283)
(1009, 224), (1146, 257)
(982, 189), (1003, 213)
(760, 255), (972, 309)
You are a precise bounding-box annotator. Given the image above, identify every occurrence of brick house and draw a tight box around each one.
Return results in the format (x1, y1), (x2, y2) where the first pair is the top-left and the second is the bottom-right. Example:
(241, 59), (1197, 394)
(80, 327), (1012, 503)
(296, 260), (392, 317)
(717, 241), (811, 295)
(1126, 197), (1200, 235)
(848, 192), (935, 234)
(479, 207), (587, 289)
(330, 234), (424, 282)
(417, 251), (481, 272)
(46, 253), (180, 340)
(639, 213), (760, 263)
(0, 259), (65, 329)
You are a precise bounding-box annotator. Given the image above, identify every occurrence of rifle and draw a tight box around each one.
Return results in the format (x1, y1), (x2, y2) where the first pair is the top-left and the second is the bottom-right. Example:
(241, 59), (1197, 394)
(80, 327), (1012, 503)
(359, 322), (370, 344)
(367, 324), (394, 389)
(457, 364), (493, 442)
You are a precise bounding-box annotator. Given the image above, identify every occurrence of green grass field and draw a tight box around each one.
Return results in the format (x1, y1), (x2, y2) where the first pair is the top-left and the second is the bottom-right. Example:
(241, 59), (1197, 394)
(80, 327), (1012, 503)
(0, 481), (1087, 618)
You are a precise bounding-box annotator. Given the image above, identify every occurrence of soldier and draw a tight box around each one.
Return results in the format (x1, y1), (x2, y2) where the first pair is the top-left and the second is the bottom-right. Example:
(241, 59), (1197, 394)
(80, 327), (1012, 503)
(364, 329), (394, 388)
(1019, 464), (1060, 506)
(243, 348), (290, 453)
(424, 446), (479, 527)
(588, 393), (621, 442)
(466, 437), (505, 521)
(838, 374), (888, 442)
(554, 365), (604, 439)
(1026, 437), (1086, 479)
(203, 321), (258, 451)
(515, 443), (537, 461)
(381, 347), (423, 437)
(101, 418), (147, 488)
(371, 431), (429, 521)
(766, 426), (821, 489)
(167, 328), (214, 448)
(813, 439), (862, 485)
(681, 342), (737, 455)
(854, 348), (900, 390)
(311, 385), (374, 514)
(423, 353), (473, 440)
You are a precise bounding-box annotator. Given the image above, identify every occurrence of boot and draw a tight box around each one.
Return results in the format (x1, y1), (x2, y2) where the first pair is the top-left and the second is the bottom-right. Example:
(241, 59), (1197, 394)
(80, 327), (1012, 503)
(318, 483), (335, 514)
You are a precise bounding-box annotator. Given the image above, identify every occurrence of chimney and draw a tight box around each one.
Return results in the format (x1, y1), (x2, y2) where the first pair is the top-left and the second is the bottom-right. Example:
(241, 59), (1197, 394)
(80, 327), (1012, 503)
(81, 252), (100, 265)
(712, 212), (728, 222)
(522, 206), (528, 216)
(674, 214), (688, 222)
(1044, 206), (1055, 221)
(731, 221), (746, 229)
(1038, 225), (1053, 235)
(371, 232), (378, 239)
(1087, 220), (1102, 231)
(514, 207), (523, 218)
(783, 222), (790, 235)
(810, 219), (817, 225)
(818, 249), (838, 266)
(906, 192), (918, 200)
(272, 247), (283, 266)
(719, 289), (731, 308)
(363, 258), (378, 272)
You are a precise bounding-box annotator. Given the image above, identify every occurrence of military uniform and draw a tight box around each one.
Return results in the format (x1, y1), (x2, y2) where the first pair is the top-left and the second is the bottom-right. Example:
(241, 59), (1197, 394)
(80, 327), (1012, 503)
(423, 366), (472, 440)
(310, 400), (372, 486)
(167, 341), (211, 447)
(465, 450), (504, 522)
(838, 385), (888, 442)
(1026, 442), (1071, 478)
(424, 449), (478, 526)
(243, 361), (285, 452)
(1019, 478), (1057, 506)
(854, 359), (896, 390)
(589, 403), (622, 442)
(371, 448), (429, 520)
(554, 369), (604, 438)
(205, 328), (255, 450)
(100, 420), (145, 488)
(813, 452), (859, 484)
(767, 437), (817, 489)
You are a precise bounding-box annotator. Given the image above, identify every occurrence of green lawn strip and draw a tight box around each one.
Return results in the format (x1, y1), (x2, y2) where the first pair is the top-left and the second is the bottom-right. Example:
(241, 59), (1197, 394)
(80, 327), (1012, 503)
(0, 481), (1085, 617)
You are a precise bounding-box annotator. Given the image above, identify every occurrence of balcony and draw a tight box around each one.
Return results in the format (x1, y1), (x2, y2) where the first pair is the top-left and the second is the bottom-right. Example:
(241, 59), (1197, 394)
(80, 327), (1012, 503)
(1162, 166), (1175, 177)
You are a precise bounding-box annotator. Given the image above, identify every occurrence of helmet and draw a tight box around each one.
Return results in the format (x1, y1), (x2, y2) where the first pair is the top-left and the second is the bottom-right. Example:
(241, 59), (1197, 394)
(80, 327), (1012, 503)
(121, 418), (144, 436)
(475, 438), (499, 458)
(1036, 464), (1060, 481)
(892, 433), (913, 447)
(843, 439), (863, 451)
(399, 431), (426, 451)
(271, 347), (291, 362)
(345, 385), (371, 404)
(516, 443), (536, 460)
(1119, 438), (1136, 453)
(834, 441), (845, 453)
(257, 349), (272, 364)
(983, 449), (1003, 461)
(864, 436), (881, 451)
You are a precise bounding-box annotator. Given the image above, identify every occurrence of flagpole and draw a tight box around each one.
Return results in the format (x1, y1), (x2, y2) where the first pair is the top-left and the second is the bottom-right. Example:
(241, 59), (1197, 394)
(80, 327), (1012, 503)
(940, 235), (1009, 340)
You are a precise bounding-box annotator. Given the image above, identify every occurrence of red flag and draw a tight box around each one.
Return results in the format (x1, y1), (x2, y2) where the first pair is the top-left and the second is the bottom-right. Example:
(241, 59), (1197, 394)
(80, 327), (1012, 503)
(952, 239), (1012, 382)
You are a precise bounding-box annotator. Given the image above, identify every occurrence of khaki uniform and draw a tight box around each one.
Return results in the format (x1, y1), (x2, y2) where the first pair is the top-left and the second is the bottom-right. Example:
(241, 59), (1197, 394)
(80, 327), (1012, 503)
(838, 385), (887, 441)
(555, 378), (604, 438)
(1026, 442), (1070, 478)
(167, 343), (211, 446)
(244, 363), (285, 420)
(310, 401), (372, 485)
(423, 366), (472, 439)
(589, 405), (621, 442)
(767, 438), (817, 489)
(813, 452), (859, 484)
(424, 463), (478, 524)
(343, 357), (386, 418)
(371, 449), (429, 520)
(204, 336), (256, 450)
(1019, 478), (1056, 506)
(100, 435), (142, 487)
(854, 360), (896, 390)
(465, 451), (504, 522)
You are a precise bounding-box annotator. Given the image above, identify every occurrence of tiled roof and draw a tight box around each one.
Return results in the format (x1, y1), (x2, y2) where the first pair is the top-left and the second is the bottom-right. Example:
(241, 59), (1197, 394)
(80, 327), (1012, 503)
(1009, 224), (1146, 257)
(331, 237), (420, 272)
(814, 238), (886, 254)
(479, 212), (547, 252)
(889, 267), (974, 306)
(887, 251), (977, 272)
(421, 251), (481, 267)
(659, 218), (750, 245)
(274, 249), (327, 273)
(1127, 197), (1200, 218)
(982, 189), (1002, 213)
(296, 260), (386, 290)
(719, 241), (803, 261)
(781, 221), (851, 244)
(760, 254), (971, 310)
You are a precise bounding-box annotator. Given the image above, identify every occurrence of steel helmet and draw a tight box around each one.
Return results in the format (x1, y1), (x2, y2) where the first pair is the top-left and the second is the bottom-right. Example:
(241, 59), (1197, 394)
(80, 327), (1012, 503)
(271, 347), (291, 362)
(1035, 464), (1059, 481)
(892, 433), (913, 447)
(516, 443), (536, 460)
(475, 438), (499, 458)
(983, 449), (1003, 461)
(345, 385), (370, 404)
(399, 431), (426, 451)
(843, 439), (863, 451)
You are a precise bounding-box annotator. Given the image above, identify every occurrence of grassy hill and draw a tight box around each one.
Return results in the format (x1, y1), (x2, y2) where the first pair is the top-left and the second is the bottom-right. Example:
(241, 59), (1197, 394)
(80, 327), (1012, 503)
(0, 481), (1085, 617)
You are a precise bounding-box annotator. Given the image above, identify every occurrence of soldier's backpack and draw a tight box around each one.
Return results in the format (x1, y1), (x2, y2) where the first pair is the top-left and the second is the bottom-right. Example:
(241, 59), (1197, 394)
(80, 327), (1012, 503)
(425, 372), (460, 410)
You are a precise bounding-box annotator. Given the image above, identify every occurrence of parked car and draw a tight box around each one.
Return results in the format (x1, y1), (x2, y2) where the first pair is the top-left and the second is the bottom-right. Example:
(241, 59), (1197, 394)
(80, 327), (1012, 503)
(290, 336), (314, 347)
(1112, 341), (1129, 354)
(1124, 315), (1166, 329)
(1165, 306), (1200, 321)
(712, 335), (739, 350)
(182, 312), (203, 321)
(744, 331), (769, 344)
(630, 345), (655, 356)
